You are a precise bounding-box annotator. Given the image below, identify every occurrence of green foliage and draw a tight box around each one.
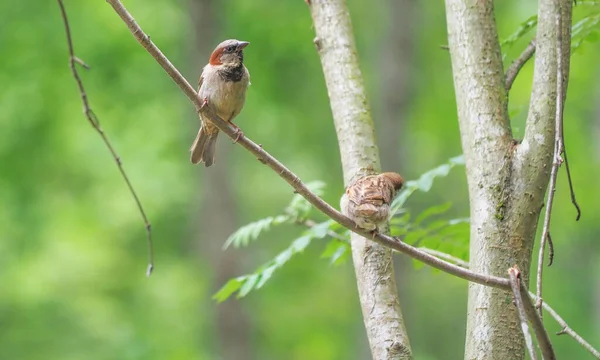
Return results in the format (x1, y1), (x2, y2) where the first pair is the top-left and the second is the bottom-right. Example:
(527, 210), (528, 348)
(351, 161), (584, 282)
(5, 1), (599, 358)
(222, 181), (326, 250)
(572, 12), (600, 52)
(214, 222), (335, 302)
(215, 155), (468, 302)
(501, 15), (538, 50)
(502, 6), (600, 58)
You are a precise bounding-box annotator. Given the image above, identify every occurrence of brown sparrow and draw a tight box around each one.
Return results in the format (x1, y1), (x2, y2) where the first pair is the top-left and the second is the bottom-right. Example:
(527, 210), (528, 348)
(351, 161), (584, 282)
(340, 172), (404, 234)
(190, 39), (251, 166)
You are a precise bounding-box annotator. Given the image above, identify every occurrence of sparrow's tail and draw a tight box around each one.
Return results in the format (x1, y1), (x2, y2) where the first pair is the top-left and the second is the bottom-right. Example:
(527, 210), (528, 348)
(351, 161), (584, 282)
(190, 127), (219, 167)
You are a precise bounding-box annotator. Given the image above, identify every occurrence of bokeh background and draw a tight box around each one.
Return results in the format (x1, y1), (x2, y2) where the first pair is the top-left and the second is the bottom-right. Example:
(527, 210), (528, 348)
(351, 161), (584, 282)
(1, 1), (599, 359)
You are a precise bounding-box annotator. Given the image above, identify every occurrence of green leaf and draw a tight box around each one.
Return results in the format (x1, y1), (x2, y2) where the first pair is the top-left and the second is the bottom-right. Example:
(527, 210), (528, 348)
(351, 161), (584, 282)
(274, 247), (293, 266)
(256, 265), (277, 289)
(213, 277), (245, 303)
(414, 202), (452, 226)
(292, 235), (311, 252)
(571, 13), (600, 52)
(500, 15), (538, 49)
(403, 228), (429, 245)
(390, 155), (464, 215)
(329, 243), (350, 265)
(238, 274), (260, 298)
(286, 180), (326, 219)
(223, 215), (289, 250)
(321, 239), (350, 265)
(390, 211), (411, 226)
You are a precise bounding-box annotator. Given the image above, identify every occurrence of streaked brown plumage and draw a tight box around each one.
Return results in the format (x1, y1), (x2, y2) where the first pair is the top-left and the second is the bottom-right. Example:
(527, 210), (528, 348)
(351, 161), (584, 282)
(190, 39), (251, 167)
(340, 172), (404, 232)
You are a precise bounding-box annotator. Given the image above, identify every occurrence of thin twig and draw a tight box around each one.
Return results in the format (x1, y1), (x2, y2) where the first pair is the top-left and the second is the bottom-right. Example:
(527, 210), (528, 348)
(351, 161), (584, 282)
(505, 38), (536, 91)
(417, 248), (469, 268)
(508, 267), (539, 360)
(562, 144), (581, 220)
(423, 249), (599, 359)
(104, 0), (514, 291)
(539, 297), (600, 358)
(519, 278), (557, 360)
(57, 0), (153, 276)
(536, 12), (565, 318)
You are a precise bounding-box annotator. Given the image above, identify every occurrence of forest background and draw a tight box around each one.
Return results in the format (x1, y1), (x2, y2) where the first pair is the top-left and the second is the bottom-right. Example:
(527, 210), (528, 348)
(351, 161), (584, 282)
(1, 1), (599, 359)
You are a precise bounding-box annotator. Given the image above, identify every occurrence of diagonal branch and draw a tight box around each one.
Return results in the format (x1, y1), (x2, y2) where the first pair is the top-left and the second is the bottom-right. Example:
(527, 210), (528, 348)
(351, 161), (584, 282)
(509, 267), (539, 360)
(509, 266), (557, 360)
(57, 0), (153, 276)
(425, 248), (599, 359)
(505, 38), (536, 91)
(104, 0), (513, 292)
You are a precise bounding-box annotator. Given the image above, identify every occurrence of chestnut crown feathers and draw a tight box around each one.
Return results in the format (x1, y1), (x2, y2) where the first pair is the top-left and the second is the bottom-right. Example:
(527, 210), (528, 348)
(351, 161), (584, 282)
(380, 172), (404, 190)
(209, 39), (250, 66)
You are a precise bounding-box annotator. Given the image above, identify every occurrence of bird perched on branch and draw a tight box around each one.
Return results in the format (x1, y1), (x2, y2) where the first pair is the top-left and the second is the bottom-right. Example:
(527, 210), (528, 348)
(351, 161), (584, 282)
(340, 172), (404, 235)
(190, 39), (251, 166)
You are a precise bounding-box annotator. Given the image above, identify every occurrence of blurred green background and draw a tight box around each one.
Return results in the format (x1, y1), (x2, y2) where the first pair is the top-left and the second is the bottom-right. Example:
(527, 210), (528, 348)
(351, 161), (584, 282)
(1, 1), (599, 359)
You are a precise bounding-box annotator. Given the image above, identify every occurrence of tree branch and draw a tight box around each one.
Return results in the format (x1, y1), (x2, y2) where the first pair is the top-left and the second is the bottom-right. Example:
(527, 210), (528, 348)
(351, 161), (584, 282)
(505, 38), (536, 91)
(509, 266), (557, 360)
(508, 267), (539, 360)
(57, 0), (153, 276)
(424, 248), (599, 359)
(535, 10), (566, 319)
(104, 0), (515, 291)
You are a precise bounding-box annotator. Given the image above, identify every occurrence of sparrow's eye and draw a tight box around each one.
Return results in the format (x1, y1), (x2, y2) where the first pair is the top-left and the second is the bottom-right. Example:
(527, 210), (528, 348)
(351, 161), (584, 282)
(225, 45), (236, 52)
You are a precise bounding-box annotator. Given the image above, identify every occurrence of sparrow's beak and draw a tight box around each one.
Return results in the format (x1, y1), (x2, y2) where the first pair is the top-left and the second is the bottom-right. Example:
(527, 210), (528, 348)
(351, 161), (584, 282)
(237, 41), (250, 50)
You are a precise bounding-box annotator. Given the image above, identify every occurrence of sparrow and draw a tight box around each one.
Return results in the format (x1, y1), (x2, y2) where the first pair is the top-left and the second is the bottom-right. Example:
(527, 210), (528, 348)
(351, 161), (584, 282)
(190, 39), (251, 166)
(340, 172), (404, 234)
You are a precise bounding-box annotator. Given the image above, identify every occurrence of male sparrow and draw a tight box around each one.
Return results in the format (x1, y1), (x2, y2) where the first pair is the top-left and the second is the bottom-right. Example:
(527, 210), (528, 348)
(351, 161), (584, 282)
(190, 39), (251, 166)
(340, 172), (404, 234)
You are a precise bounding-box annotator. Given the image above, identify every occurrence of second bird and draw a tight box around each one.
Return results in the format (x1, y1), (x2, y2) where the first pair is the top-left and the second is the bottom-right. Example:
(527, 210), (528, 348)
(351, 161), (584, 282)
(190, 39), (251, 167)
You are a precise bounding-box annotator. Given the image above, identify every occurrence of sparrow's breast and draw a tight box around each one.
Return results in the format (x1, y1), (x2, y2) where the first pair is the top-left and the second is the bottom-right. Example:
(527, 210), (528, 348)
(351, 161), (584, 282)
(200, 67), (249, 122)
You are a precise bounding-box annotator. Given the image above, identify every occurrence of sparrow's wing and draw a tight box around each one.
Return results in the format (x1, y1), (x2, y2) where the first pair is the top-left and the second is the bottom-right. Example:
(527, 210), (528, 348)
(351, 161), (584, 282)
(349, 176), (395, 206)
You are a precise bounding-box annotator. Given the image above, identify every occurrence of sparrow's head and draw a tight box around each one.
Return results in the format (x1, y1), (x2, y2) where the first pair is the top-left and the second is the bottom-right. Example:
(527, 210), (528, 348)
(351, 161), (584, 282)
(380, 172), (404, 191)
(209, 39), (250, 67)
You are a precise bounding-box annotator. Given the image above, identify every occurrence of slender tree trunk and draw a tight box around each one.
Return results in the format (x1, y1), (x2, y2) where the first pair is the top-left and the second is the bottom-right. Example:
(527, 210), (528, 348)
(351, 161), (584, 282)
(444, 0), (572, 359)
(189, 1), (253, 359)
(307, 1), (412, 359)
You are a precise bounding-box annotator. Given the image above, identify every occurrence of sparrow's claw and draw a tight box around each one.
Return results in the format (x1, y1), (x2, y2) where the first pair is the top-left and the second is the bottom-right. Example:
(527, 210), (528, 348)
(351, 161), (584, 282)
(371, 230), (378, 239)
(229, 123), (244, 143)
(233, 129), (244, 143)
(201, 97), (209, 108)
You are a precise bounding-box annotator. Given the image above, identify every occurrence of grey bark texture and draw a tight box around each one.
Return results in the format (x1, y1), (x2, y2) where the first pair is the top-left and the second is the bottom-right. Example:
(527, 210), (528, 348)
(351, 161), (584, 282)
(444, 0), (572, 359)
(308, 1), (412, 359)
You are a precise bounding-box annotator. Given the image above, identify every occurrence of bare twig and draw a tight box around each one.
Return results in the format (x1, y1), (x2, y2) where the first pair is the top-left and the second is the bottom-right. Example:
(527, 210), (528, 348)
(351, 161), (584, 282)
(563, 145), (581, 220)
(57, 0), (153, 276)
(424, 249), (598, 359)
(540, 298), (600, 358)
(104, 0), (513, 291)
(505, 38), (536, 91)
(536, 12), (565, 318)
(417, 248), (469, 268)
(519, 278), (557, 360)
(508, 267), (539, 360)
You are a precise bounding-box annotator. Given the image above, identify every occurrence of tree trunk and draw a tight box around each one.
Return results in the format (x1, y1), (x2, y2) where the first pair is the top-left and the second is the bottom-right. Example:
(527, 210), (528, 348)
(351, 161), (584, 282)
(188, 1), (253, 359)
(444, 0), (572, 359)
(308, 1), (412, 359)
